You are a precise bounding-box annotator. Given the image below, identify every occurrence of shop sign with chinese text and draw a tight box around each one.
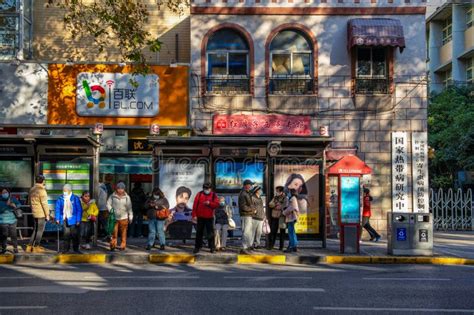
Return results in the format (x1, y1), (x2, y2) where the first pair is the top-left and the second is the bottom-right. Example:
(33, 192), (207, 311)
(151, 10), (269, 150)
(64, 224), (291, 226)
(213, 114), (312, 136)
(76, 72), (159, 117)
(392, 132), (408, 212)
(411, 132), (429, 213)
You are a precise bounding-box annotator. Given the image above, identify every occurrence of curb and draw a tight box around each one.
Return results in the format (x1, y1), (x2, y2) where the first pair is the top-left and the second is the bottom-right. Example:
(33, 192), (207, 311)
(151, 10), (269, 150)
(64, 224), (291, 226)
(1, 254), (474, 266)
(237, 255), (286, 265)
(324, 256), (474, 265)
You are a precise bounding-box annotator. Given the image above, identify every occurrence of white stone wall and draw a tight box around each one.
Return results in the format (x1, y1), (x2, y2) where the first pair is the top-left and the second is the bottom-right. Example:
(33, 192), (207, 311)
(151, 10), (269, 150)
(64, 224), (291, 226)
(0, 63), (48, 125)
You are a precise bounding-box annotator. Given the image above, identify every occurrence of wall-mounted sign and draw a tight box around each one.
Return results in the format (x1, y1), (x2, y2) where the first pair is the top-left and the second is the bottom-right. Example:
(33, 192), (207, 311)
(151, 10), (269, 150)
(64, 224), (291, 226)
(100, 130), (128, 154)
(128, 139), (153, 152)
(76, 72), (159, 117)
(17, 128), (89, 138)
(392, 132), (409, 212)
(213, 114), (312, 136)
(412, 132), (429, 213)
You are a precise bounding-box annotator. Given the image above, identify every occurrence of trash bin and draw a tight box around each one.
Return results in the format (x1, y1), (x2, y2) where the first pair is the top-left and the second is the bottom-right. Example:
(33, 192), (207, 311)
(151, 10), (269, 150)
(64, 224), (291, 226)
(387, 212), (433, 256)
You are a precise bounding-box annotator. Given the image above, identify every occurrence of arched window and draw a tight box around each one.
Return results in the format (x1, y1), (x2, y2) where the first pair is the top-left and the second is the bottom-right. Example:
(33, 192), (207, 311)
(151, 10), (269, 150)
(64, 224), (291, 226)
(206, 28), (250, 94)
(269, 30), (313, 94)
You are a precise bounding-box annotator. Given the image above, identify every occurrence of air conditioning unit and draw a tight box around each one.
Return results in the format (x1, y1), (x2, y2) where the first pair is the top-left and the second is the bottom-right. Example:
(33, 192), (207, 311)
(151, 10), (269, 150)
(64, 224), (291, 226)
(156, 146), (210, 157)
(213, 147), (266, 158)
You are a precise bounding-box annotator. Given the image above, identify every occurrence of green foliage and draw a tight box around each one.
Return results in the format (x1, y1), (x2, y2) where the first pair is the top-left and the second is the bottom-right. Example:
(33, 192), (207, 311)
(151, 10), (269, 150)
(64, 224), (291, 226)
(47, 0), (189, 78)
(428, 86), (474, 188)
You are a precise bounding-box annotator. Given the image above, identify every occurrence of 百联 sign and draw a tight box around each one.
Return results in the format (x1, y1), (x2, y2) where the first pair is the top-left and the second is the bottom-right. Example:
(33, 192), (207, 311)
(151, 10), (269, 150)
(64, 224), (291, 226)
(411, 132), (429, 213)
(76, 72), (159, 117)
(392, 132), (408, 212)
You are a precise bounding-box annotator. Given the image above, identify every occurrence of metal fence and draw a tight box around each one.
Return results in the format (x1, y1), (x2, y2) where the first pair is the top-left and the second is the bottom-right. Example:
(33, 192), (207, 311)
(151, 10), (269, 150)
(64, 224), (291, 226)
(355, 78), (390, 94)
(431, 188), (473, 231)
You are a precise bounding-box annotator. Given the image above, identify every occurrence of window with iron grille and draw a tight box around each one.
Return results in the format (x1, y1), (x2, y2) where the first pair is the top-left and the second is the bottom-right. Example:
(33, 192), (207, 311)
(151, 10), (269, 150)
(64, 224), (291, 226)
(206, 28), (250, 95)
(442, 17), (452, 45)
(0, 0), (32, 60)
(269, 30), (313, 95)
(355, 47), (389, 95)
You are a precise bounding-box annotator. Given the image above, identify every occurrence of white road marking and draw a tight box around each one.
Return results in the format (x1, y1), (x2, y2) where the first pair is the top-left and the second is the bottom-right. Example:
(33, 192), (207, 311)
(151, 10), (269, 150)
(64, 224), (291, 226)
(84, 286), (326, 292)
(84, 276), (200, 280)
(0, 306), (48, 310)
(363, 277), (451, 281)
(0, 286), (325, 293)
(223, 276), (312, 280)
(313, 307), (474, 313)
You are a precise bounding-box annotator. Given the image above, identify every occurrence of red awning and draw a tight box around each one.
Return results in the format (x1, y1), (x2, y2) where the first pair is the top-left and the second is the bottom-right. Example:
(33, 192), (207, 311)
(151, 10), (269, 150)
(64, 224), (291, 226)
(327, 155), (372, 175)
(348, 18), (406, 52)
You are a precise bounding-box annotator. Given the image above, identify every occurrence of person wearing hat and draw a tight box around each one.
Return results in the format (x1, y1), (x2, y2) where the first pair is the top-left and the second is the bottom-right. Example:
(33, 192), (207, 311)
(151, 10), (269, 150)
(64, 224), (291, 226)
(192, 182), (220, 254)
(27, 175), (50, 253)
(107, 182), (133, 251)
(238, 179), (255, 254)
(362, 188), (381, 242)
(55, 184), (83, 254)
(250, 186), (265, 250)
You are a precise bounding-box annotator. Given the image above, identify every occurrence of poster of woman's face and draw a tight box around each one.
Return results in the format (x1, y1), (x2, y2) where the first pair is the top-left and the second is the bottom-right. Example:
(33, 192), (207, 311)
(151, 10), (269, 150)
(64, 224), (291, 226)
(274, 164), (320, 234)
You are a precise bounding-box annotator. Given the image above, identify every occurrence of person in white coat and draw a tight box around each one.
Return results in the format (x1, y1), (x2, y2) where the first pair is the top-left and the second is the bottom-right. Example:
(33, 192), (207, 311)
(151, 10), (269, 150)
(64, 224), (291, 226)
(107, 182), (133, 251)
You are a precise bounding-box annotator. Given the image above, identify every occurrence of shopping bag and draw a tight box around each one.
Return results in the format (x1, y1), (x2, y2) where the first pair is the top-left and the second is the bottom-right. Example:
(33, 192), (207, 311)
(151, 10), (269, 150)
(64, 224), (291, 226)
(106, 209), (116, 236)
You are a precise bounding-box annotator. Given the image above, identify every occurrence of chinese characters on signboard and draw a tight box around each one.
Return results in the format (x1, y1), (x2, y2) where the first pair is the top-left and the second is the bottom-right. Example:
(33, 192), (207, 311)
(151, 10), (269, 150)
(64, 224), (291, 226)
(392, 132), (408, 212)
(411, 132), (429, 213)
(213, 114), (312, 136)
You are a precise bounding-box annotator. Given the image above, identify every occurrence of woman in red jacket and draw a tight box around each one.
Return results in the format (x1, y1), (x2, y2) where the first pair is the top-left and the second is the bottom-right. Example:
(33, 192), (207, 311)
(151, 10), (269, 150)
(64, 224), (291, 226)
(192, 183), (220, 254)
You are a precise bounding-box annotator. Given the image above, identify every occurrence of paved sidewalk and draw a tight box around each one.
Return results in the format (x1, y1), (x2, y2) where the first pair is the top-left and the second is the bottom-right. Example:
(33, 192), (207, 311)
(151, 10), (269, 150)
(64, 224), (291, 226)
(1, 231), (473, 265)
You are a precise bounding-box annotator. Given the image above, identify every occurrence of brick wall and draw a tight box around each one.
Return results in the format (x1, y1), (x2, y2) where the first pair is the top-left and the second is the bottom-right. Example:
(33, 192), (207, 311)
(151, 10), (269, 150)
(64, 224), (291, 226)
(33, 1), (190, 64)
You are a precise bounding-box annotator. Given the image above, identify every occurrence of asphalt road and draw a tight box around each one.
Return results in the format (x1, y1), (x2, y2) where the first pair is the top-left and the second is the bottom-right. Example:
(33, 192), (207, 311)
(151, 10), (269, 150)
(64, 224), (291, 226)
(0, 263), (473, 315)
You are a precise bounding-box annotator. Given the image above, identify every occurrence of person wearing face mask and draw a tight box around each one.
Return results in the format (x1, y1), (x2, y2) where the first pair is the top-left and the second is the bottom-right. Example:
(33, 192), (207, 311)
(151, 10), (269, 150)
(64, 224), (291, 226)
(144, 187), (169, 251)
(107, 182), (133, 251)
(268, 186), (289, 251)
(214, 196), (232, 251)
(192, 183), (220, 254)
(27, 175), (50, 253)
(55, 184), (83, 254)
(80, 191), (99, 250)
(250, 186), (265, 250)
(0, 187), (21, 254)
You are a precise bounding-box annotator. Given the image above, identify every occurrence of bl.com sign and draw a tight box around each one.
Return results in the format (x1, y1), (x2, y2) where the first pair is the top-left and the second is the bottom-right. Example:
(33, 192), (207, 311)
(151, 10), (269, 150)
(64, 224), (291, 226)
(76, 72), (159, 117)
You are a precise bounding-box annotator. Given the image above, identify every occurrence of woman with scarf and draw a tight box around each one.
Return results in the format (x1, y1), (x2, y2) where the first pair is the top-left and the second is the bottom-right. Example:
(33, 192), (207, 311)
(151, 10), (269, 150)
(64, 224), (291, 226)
(55, 184), (83, 254)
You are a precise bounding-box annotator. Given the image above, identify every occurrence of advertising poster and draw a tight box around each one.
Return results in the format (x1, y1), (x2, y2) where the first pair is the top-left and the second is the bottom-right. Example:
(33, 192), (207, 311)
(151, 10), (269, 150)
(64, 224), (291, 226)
(215, 161), (264, 190)
(0, 159), (32, 189)
(274, 164), (320, 234)
(41, 162), (91, 231)
(159, 162), (206, 209)
(340, 176), (360, 224)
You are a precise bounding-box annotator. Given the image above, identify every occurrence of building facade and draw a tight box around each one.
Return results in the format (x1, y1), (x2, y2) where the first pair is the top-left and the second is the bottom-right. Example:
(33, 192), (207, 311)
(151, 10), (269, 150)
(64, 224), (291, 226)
(0, 0), (429, 238)
(427, 1), (473, 93)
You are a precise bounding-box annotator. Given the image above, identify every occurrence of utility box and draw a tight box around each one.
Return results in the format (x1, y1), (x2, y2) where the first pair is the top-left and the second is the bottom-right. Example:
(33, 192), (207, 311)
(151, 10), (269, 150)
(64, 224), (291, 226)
(387, 212), (433, 256)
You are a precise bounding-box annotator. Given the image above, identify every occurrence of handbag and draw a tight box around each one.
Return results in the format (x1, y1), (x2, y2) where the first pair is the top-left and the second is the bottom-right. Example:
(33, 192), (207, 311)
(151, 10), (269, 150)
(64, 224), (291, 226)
(262, 218), (271, 235)
(156, 208), (170, 220)
(278, 216), (286, 230)
(228, 218), (236, 230)
(106, 208), (116, 236)
(13, 207), (23, 219)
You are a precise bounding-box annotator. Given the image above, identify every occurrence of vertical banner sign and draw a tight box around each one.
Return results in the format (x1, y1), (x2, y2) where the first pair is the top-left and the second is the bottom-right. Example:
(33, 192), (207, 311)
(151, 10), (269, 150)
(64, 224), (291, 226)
(392, 132), (408, 212)
(412, 132), (429, 213)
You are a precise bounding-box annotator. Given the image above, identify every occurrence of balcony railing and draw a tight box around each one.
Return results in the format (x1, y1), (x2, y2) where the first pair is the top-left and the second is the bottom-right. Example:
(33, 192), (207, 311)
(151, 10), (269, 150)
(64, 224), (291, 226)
(269, 77), (314, 95)
(206, 77), (250, 95)
(355, 77), (390, 95)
